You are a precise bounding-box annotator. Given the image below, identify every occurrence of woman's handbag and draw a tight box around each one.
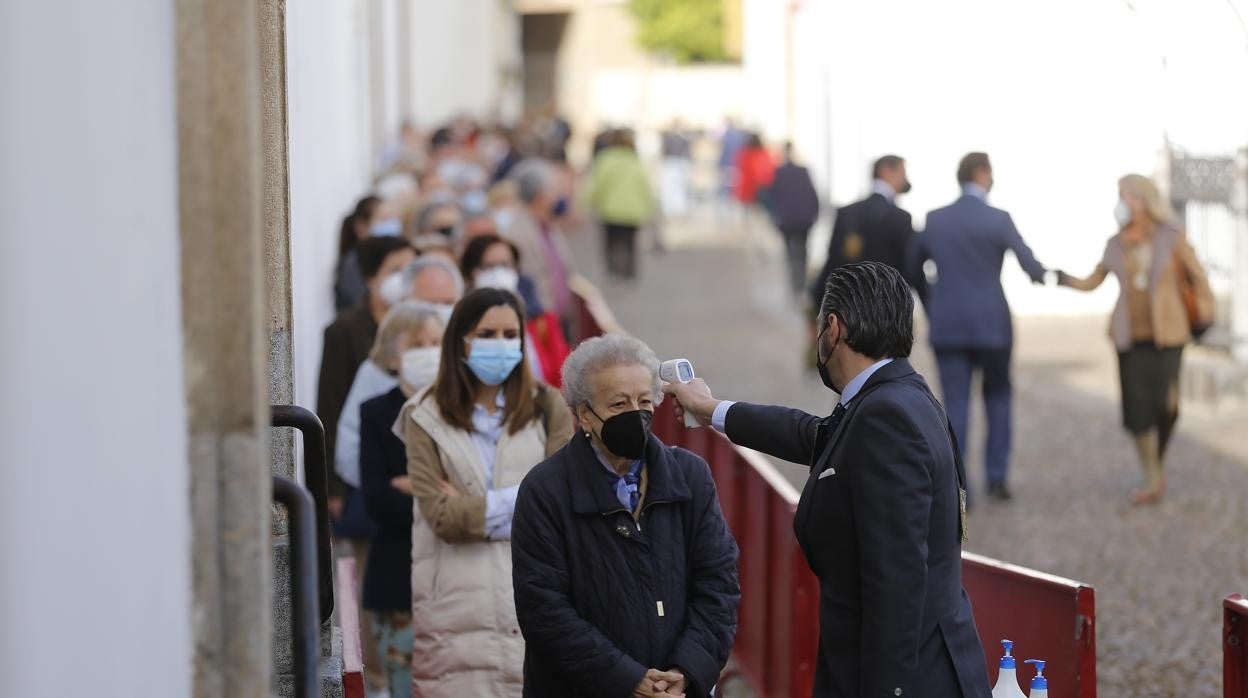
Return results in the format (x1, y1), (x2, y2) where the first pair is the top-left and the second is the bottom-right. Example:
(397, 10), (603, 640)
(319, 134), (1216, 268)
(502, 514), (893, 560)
(1173, 251), (1213, 338)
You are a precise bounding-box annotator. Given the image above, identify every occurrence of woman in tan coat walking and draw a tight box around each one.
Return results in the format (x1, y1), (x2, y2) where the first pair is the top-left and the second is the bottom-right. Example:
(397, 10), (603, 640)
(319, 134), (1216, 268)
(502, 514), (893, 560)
(397, 288), (573, 696)
(1059, 174), (1214, 505)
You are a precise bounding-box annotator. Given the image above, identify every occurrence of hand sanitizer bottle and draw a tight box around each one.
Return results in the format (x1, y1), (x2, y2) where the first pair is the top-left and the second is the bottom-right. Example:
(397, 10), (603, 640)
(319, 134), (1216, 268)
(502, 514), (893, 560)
(1024, 659), (1048, 698)
(991, 639), (1027, 698)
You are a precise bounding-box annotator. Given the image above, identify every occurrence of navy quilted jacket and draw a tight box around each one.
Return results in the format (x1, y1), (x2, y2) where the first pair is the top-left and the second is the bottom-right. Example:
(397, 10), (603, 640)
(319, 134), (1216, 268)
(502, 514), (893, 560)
(511, 432), (740, 698)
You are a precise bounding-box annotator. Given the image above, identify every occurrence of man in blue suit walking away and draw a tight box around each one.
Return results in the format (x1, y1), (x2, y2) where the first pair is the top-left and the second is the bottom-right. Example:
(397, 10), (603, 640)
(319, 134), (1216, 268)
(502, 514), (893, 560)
(912, 153), (1047, 501)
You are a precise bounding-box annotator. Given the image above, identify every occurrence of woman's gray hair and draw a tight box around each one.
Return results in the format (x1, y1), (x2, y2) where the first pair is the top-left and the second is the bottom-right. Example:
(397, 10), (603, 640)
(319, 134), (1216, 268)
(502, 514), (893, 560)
(400, 254), (465, 298)
(509, 158), (554, 204)
(369, 301), (444, 370)
(561, 335), (664, 409)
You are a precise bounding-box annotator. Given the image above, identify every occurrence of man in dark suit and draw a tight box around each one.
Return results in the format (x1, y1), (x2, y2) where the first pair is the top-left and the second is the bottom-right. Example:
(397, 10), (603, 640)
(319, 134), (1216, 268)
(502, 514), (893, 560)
(911, 152), (1047, 501)
(666, 262), (990, 698)
(810, 155), (917, 309)
(767, 142), (821, 297)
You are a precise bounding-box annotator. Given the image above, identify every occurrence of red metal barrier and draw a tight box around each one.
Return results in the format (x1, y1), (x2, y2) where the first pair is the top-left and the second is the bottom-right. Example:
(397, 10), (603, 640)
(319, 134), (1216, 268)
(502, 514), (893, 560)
(572, 288), (1098, 698)
(651, 400), (819, 697)
(962, 553), (1096, 697)
(1227, 594), (1248, 698)
(334, 556), (367, 698)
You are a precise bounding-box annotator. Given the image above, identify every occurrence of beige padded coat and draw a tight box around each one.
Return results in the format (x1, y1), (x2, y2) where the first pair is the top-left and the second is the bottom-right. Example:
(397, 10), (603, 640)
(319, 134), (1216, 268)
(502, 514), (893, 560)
(397, 385), (571, 697)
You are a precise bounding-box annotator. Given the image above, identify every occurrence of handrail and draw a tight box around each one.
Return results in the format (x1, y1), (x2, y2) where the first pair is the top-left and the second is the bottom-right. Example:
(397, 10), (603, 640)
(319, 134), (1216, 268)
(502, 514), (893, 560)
(271, 404), (335, 622)
(272, 475), (320, 698)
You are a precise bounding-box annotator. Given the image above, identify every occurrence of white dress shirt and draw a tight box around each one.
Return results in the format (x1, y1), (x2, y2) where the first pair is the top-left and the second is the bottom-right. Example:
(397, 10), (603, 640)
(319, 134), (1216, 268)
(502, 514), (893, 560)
(470, 391), (521, 540)
(871, 178), (897, 203)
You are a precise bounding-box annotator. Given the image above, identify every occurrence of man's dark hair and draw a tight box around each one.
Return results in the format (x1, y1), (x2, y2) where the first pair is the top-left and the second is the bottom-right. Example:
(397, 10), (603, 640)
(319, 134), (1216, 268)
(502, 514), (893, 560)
(957, 152), (991, 184)
(872, 155), (905, 179)
(819, 262), (914, 359)
(356, 236), (412, 280)
(429, 126), (454, 150)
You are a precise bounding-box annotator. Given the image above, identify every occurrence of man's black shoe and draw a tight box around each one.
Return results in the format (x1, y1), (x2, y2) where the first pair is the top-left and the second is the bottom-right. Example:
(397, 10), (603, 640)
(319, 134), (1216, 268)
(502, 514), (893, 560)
(988, 484), (1013, 501)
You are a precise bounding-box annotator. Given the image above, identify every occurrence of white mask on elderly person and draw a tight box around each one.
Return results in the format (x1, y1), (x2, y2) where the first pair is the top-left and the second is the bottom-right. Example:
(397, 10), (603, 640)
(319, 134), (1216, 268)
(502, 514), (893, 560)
(378, 271), (407, 306)
(433, 303), (455, 325)
(474, 266), (520, 293)
(400, 346), (441, 389)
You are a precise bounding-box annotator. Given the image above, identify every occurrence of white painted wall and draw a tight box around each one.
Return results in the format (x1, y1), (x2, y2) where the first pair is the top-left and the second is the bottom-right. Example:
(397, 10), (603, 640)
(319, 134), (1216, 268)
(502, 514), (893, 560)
(0, 1), (191, 695)
(287, 0), (376, 414)
(410, 0), (518, 125)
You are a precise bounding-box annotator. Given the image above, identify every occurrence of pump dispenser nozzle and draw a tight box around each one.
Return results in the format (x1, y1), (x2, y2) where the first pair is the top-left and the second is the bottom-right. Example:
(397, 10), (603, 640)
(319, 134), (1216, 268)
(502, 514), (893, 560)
(1024, 659), (1048, 696)
(999, 639), (1016, 669)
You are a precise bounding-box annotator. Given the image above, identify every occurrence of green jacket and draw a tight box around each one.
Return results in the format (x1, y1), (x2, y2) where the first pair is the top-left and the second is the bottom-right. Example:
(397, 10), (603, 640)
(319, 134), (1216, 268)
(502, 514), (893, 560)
(588, 146), (654, 226)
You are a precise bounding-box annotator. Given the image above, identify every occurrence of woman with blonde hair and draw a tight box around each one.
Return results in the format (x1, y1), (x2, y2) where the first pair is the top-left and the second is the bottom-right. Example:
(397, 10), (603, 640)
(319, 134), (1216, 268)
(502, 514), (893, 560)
(1058, 173), (1214, 504)
(398, 287), (573, 696)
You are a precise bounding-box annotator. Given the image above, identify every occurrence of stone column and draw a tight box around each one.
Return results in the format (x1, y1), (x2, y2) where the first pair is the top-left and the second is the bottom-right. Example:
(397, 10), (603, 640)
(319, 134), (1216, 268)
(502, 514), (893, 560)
(176, 0), (272, 695)
(257, 0), (347, 695)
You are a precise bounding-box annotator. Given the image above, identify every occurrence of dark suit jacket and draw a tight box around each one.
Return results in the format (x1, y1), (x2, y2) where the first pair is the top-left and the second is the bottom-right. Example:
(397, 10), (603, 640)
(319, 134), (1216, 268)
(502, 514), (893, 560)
(768, 161), (820, 232)
(812, 193), (917, 307)
(913, 195), (1045, 349)
(359, 386), (413, 612)
(316, 302), (378, 496)
(724, 360), (990, 698)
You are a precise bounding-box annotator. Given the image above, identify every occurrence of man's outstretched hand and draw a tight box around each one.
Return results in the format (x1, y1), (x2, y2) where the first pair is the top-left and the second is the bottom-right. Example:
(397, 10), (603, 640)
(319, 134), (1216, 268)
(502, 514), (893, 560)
(662, 378), (718, 428)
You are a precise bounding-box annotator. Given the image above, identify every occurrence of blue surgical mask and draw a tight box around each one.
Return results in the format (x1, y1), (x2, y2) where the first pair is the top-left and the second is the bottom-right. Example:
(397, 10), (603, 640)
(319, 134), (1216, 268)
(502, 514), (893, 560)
(370, 217), (403, 237)
(464, 337), (523, 386)
(551, 197), (569, 217)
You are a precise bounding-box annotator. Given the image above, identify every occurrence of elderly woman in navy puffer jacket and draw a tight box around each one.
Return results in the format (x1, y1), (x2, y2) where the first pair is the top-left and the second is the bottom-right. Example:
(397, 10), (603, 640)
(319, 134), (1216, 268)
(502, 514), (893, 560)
(511, 335), (740, 698)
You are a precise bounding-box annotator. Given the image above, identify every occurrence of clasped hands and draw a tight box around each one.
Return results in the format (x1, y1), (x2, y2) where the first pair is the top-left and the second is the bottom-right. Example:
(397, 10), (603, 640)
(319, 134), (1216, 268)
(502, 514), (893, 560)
(635, 667), (686, 697)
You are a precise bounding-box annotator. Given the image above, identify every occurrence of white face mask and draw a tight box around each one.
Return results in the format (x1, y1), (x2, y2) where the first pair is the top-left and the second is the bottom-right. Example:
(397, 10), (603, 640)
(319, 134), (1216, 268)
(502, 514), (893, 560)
(400, 346), (441, 389)
(474, 265), (520, 293)
(378, 272), (407, 306)
(433, 303), (455, 325)
(491, 208), (516, 233)
(1114, 200), (1132, 228)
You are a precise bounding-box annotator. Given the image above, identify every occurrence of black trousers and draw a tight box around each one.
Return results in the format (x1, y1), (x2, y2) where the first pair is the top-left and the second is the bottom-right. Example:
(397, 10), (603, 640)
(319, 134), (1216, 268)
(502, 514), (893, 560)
(779, 224), (811, 296)
(603, 223), (639, 279)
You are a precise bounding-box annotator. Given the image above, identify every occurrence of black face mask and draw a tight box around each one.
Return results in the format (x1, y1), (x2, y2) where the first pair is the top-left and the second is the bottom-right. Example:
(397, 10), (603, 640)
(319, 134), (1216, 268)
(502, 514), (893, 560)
(898, 179), (913, 194)
(815, 322), (842, 394)
(587, 407), (653, 460)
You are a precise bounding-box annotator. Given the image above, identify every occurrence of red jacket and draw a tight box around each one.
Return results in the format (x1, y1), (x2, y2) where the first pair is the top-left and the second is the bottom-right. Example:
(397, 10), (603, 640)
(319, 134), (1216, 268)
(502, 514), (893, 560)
(733, 147), (775, 203)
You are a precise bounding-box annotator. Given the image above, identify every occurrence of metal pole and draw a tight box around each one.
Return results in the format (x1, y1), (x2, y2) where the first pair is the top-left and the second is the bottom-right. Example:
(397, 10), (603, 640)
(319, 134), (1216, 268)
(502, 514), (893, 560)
(272, 475), (320, 698)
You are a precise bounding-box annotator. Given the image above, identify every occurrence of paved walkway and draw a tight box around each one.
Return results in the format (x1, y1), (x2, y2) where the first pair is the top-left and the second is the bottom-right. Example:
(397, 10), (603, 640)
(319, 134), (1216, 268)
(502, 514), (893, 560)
(568, 205), (1248, 697)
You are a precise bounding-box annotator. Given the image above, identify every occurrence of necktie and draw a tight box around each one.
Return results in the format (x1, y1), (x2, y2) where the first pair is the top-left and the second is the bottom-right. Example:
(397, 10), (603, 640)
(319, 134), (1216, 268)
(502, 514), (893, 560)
(828, 402), (847, 432)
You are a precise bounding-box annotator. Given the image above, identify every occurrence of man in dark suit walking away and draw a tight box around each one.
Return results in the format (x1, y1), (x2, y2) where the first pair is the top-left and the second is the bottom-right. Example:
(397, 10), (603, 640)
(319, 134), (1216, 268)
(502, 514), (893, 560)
(810, 155), (917, 309)
(665, 263), (991, 698)
(767, 142), (822, 298)
(912, 152), (1047, 502)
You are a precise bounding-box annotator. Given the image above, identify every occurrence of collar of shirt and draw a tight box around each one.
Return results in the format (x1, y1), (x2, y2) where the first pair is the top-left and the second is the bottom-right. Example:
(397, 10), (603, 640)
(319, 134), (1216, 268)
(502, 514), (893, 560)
(591, 441), (644, 509)
(962, 182), (988, 201)
(871, 178), (896, 202)
(839, 358), (894, 406)
(471, 390), (508, 436)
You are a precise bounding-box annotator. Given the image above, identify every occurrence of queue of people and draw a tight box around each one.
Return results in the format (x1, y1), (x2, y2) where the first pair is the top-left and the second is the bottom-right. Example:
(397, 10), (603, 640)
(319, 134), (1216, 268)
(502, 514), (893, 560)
(316, 116), (740, 698)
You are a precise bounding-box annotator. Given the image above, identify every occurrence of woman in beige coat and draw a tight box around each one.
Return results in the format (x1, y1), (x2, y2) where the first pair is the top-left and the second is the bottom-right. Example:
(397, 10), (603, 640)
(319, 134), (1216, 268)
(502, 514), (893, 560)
(1059, 174), (1214, 505)
(397, 287), (572, 696)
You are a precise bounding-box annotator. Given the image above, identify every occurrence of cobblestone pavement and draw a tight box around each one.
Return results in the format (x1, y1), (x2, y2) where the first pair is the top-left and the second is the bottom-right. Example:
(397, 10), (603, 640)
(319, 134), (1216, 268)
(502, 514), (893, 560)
(567, 206), (1248, 697)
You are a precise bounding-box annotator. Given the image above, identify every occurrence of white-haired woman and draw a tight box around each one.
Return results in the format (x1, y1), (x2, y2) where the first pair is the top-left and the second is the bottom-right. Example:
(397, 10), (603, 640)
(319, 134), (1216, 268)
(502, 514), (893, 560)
(511, 335), (740, 698)
(356, 301), (446, 698)
(1058, 173), (1214, 505)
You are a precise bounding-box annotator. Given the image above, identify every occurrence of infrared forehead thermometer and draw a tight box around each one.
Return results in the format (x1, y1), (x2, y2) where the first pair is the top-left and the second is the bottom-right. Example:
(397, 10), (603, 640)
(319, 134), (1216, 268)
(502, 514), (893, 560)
(660, 359), (701, 428)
